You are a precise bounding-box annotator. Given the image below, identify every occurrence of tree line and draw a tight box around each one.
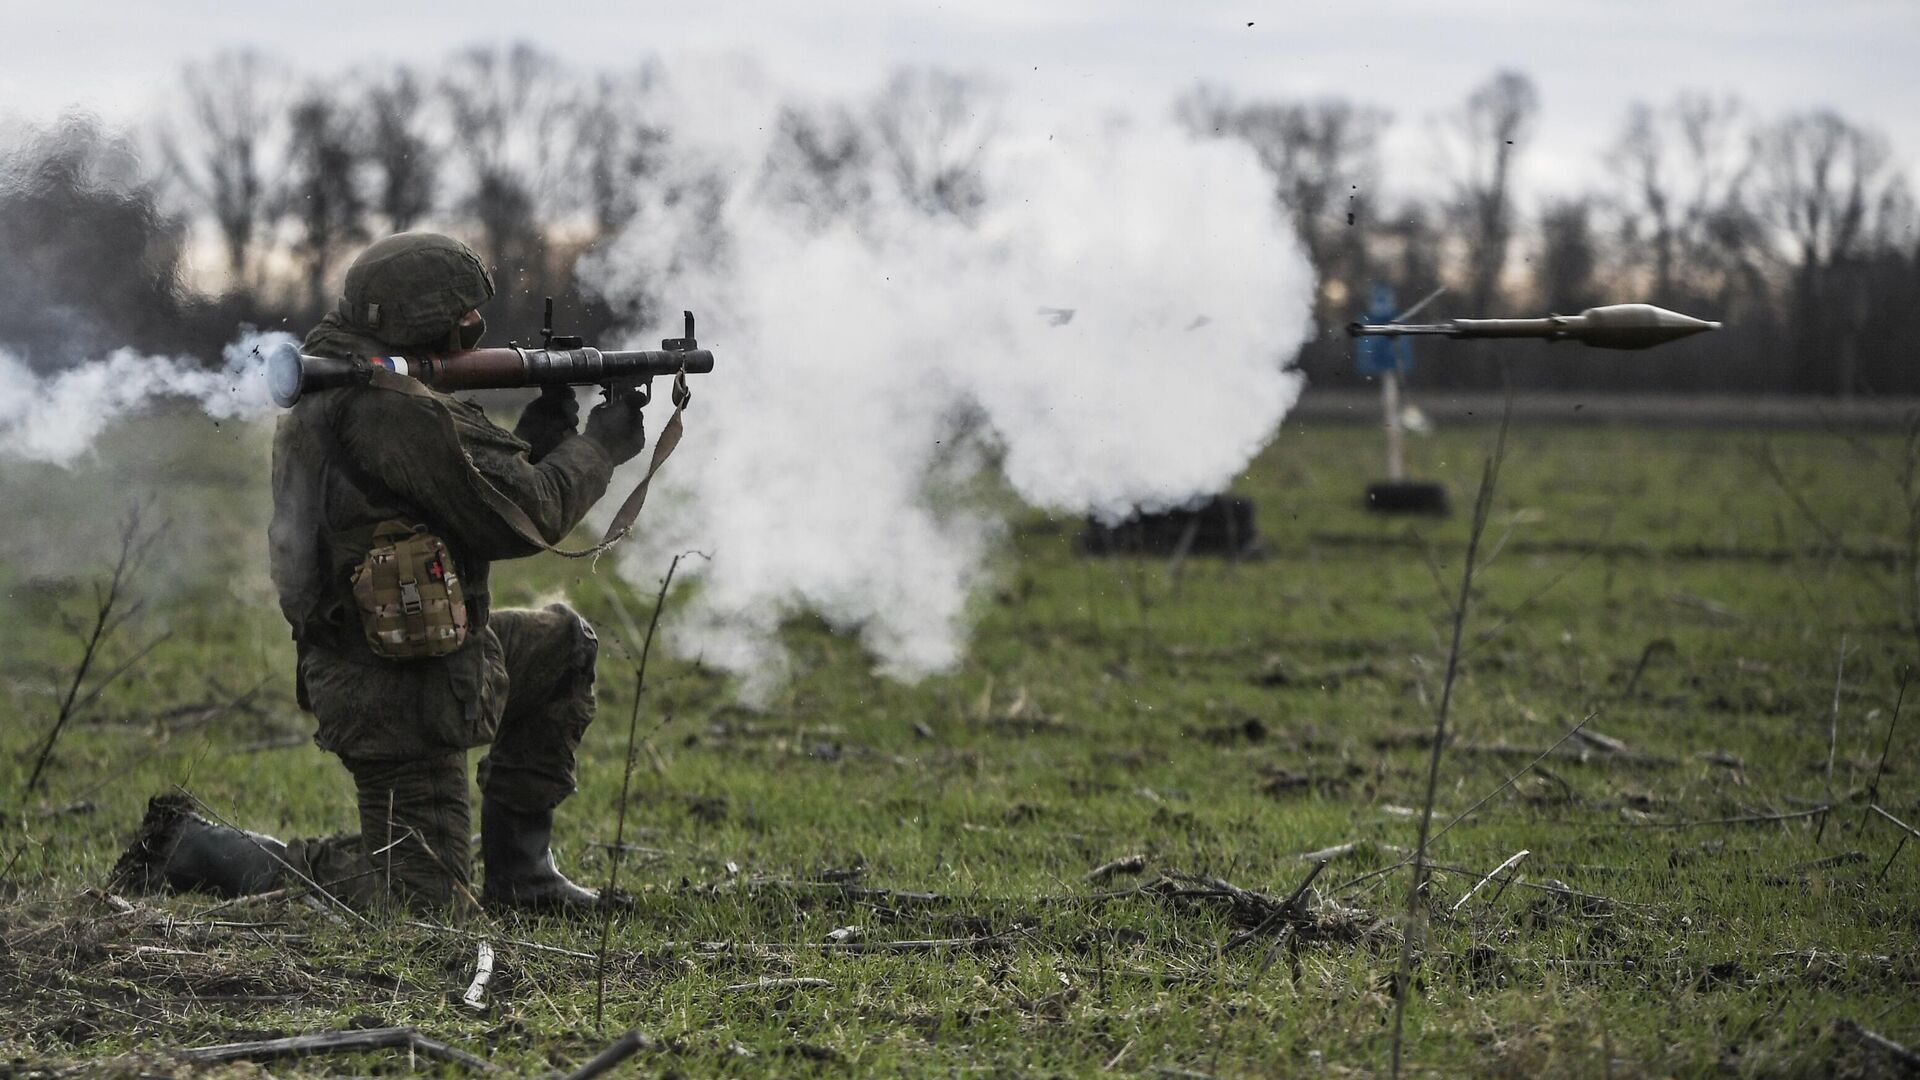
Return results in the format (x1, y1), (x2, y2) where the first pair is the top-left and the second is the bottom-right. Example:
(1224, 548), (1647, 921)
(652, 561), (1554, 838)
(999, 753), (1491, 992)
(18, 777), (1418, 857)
(1, 47), (1912, 395)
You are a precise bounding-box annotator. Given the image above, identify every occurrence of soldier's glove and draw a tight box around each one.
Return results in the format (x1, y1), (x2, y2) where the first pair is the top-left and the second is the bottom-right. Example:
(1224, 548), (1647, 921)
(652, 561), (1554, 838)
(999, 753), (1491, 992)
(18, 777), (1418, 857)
(514, 385), (580, 463)
(583, 395), (647, 466)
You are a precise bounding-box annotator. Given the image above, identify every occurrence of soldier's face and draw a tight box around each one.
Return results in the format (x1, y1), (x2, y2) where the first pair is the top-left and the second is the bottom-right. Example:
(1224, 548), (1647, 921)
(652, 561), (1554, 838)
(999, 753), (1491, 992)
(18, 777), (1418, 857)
(455, 308), (486, 351)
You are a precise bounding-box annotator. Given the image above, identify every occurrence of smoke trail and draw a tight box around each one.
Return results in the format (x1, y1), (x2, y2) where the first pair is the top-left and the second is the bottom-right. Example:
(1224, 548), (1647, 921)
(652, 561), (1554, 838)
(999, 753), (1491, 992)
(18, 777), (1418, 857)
(585, 84), (1315, 701)
(0, 331), (290, 465)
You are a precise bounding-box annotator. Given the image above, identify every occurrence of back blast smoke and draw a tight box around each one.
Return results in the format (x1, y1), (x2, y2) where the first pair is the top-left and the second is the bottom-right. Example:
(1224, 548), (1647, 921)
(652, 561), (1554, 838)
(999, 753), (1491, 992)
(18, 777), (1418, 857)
(584, 77), (1316, 701)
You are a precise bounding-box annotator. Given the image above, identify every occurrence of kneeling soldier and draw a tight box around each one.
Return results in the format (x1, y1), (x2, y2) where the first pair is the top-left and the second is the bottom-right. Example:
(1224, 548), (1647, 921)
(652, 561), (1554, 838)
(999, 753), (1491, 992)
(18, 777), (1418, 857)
(115, 233), (648, 912)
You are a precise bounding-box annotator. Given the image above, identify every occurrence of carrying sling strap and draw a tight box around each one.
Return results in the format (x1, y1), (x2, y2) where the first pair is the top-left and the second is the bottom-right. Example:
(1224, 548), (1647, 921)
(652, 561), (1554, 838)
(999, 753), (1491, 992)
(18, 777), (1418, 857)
(364, 366), (689, 561)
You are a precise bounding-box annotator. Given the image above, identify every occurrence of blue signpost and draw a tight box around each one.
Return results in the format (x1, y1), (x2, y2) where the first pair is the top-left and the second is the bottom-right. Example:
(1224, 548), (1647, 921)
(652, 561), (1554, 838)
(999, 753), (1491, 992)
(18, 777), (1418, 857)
(1356, 283), (1449, 513)
(1356, 283), (1412, 380)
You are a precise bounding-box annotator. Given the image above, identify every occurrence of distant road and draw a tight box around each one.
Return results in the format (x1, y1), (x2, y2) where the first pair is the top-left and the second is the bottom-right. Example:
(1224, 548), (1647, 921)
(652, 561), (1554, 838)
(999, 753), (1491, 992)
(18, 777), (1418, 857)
(1290, 389), (1919, 430)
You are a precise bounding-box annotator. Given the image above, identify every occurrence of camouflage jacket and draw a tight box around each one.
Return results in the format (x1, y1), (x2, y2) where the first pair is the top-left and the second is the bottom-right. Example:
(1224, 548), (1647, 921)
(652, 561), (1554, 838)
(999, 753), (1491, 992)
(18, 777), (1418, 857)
(269, 315), (613, 756)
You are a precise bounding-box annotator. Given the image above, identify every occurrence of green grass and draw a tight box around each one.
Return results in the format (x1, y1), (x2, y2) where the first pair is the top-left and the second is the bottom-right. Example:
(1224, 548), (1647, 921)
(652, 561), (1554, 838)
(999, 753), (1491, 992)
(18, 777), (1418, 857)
(1, 412), (1915, 1077)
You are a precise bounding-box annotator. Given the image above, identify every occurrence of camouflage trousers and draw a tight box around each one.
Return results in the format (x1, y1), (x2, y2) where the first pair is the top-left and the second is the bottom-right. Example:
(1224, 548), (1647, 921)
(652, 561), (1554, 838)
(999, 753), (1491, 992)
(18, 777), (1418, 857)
(287, 603), (599, 909)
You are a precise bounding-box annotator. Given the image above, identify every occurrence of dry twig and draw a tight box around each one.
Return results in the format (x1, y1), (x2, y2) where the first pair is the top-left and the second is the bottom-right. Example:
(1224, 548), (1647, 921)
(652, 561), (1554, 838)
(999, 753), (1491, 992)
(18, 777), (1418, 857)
(1218, 859), (1330, 954)
(1817, 638), (1850, 843)
(1067, 964), (1226, 988)
(1861, 668), (1908, 835)
(1754, 440), (1900, 605)
(1451, 849), (1530, 913)
(1834, 1018), (1920, 1071)
(24, 504), (165, 797)
(1873, 799), (1920, 876)
(1429, 712), (1599, 847)
(597, 550), (705, 1028)
(1085, 854), (1149, 882)
(1869, 804), (1920, 843)
(725, 977), (832, 992)
(663, 928), (1030, 955)
(175, 1026), (497, 1072)
(1596, 806), (1829, 830)
(1391, 389), (1513, 1079)
(563, 1030), (653, 1080)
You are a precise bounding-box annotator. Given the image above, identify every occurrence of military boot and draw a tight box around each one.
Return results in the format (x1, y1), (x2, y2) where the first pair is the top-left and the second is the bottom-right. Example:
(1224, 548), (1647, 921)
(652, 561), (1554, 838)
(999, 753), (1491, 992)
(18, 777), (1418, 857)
(110, 794), (287, 899)
(480, 799), (604, 913)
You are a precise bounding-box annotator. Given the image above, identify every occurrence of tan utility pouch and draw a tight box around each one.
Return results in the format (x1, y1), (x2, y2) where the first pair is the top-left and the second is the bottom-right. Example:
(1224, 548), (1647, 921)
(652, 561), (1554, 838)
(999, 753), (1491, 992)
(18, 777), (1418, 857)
(350, 521), (468, 660)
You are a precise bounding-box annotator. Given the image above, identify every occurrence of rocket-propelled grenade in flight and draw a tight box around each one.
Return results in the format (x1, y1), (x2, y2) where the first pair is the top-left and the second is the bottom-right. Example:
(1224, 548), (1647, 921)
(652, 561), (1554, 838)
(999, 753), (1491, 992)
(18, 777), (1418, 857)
(1347, 303), (1722, 351)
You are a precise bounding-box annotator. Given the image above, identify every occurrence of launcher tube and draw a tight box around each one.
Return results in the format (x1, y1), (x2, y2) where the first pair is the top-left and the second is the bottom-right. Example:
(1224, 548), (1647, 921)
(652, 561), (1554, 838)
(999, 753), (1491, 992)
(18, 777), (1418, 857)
(267, 343), (714, 407)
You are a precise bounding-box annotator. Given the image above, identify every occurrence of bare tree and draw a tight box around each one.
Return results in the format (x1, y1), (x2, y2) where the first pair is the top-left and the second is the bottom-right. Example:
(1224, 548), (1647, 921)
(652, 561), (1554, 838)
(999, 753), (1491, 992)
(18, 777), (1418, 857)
(362, 68), (438, 233)
(1754, 110), (1900, 394)
(439, 43), (575, 308)
(1606, 93), (1758, 305)
(573, 69), (670, 236)
(1380, 200), (1444, 303)
(283, 91), (367, 312)
(1444, 70), (1539, 314)
(1182, 90), (1387, 283)
(760, 102), (873, 228)
(1757, 110), (1895, 274)
(157, 50), (290, 291)
(1535, 197), (1600, 313)
(868, 68), (997, 221)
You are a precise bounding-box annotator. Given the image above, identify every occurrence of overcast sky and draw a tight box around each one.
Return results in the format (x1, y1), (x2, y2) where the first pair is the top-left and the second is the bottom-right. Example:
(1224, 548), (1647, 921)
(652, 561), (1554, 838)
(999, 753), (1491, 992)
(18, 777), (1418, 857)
(5, 0), (1917, 202)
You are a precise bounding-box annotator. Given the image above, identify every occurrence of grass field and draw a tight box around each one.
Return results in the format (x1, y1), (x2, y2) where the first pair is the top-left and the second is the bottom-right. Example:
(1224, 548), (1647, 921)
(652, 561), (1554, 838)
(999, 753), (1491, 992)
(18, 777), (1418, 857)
(1, 410), (1916, 1077)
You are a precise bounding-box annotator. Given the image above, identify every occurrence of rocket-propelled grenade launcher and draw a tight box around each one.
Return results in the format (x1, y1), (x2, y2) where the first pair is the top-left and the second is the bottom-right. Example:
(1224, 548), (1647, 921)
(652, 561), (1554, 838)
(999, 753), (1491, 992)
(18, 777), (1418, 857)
(1347, 303), (1721, 351)
(267, 305), (715, 408)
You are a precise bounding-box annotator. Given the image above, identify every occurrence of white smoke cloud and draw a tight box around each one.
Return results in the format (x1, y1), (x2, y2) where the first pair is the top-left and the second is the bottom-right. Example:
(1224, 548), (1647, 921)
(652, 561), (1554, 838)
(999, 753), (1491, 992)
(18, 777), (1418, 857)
(585, 86), (1315, 701)
(0, 331), (291, 465)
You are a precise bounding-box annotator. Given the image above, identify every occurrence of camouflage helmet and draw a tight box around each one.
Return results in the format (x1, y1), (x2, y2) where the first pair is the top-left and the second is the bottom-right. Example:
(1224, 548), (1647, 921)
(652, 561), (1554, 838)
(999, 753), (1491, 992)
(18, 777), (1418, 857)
(337, 232), (495, 350)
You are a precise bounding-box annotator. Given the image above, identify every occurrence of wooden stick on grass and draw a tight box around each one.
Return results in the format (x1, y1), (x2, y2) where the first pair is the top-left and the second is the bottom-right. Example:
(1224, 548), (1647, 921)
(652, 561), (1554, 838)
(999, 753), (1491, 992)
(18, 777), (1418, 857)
(461, 941), (495, 1011)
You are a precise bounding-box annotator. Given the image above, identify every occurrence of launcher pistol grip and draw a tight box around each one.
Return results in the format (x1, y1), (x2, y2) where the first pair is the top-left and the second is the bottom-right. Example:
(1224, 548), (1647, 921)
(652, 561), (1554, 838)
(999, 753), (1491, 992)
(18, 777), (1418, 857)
(607, 310), (700, 407)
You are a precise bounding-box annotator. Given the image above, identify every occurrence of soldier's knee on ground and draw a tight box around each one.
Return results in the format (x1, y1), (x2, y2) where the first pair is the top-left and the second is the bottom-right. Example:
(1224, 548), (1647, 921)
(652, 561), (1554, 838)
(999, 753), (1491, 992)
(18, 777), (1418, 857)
(343, 752), (474, 910)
